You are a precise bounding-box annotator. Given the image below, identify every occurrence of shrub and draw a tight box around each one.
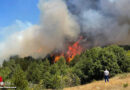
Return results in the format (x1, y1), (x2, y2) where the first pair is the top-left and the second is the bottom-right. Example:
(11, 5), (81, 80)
(123, 83), (128, 88)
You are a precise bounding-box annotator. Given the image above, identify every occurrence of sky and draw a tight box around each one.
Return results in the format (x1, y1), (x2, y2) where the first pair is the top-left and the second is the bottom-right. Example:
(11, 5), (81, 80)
(0, 0), (130, 63)
(0, 0), (39, 41)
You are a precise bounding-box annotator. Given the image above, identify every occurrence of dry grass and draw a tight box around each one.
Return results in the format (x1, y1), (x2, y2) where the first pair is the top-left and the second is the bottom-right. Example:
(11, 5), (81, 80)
(64, 73), (130, 90)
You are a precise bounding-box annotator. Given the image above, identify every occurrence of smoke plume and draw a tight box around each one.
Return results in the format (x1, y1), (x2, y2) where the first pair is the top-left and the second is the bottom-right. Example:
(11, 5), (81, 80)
(66, 0), (130, 45)
(0, 0), (130, 63)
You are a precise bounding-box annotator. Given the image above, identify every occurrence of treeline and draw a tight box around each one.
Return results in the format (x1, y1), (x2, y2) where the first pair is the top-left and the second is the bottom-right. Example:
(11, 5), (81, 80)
(0, 45), (130, 89)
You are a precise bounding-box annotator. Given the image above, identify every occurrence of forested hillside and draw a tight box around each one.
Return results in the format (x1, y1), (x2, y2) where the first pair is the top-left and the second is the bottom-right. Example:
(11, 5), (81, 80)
(0, 45), (130, 89)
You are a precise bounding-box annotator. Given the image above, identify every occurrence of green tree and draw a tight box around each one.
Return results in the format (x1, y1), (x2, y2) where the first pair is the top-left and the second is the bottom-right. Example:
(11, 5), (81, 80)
(0, 67), (11, 81)
(27, 62), (42, 83)
(105, 45), (130, 72)
(100, 49), (121, 76)
(12, 65), (28, 89)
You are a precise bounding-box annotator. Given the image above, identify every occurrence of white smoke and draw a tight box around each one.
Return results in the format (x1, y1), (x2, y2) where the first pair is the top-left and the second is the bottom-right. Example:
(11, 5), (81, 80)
(66, 0), (130, 45)
(0, 0), (80, 63)
(0, 0), (130, 63)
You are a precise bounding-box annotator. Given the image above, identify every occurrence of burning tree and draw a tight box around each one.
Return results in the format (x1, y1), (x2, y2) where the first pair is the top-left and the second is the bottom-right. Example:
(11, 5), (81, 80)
(52, 37), (84, 63)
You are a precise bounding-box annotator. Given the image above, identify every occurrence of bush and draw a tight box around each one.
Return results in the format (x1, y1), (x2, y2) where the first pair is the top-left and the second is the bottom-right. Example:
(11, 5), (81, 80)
(12, 65), (28, 89)
(123, 83), (128, 88)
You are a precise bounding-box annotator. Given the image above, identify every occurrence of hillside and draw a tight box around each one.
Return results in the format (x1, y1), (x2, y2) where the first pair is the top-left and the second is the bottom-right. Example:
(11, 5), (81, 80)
(1, 45), (129, 89)
(64, 73), (130, 90)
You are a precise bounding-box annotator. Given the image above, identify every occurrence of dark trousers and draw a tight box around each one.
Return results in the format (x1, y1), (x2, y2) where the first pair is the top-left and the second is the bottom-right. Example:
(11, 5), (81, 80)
(105, 76), (109, 82)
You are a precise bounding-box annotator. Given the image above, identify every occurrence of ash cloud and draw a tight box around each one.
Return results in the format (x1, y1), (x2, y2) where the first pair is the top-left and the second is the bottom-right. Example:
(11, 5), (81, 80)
(0, 0), (130, 63)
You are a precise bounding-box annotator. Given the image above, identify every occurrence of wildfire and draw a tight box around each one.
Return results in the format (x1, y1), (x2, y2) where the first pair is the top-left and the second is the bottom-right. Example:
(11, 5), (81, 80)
(54, 53), (64, 63)
(54, 56), (60, 62)
(54, 37), (83, 63)
(66, 40), (82, 62)
(36, 37), (83, 63)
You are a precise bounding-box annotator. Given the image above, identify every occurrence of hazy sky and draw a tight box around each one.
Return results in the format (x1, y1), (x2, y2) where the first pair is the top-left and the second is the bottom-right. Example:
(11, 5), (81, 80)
(0, 0), (39, 41)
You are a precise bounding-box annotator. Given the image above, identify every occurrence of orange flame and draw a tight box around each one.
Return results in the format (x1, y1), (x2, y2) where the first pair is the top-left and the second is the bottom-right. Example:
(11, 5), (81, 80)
(54, 53), (64, 63)
(54, 56), (61, 62)
(37, 37), (83, 63)
(53, 38), (83, 63)
(66, 40), (82, 62)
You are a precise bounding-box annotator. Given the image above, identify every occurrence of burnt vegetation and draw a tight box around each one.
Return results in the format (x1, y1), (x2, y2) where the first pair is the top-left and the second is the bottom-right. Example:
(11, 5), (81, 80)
(0, 45), (130, 89)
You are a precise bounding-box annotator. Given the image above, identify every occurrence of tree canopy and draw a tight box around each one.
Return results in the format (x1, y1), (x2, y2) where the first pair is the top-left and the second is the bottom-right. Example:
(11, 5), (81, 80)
(0, 45), (130, 89)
